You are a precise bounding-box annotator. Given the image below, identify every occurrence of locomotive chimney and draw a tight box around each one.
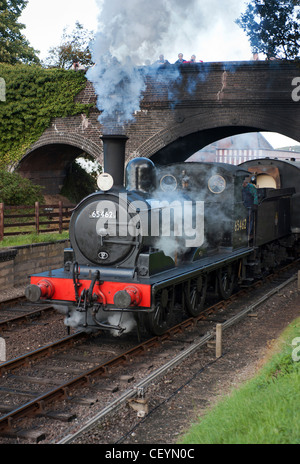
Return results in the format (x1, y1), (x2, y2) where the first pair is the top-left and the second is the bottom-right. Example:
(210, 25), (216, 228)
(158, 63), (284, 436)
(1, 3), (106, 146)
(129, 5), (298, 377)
(101, 134), (128, 186)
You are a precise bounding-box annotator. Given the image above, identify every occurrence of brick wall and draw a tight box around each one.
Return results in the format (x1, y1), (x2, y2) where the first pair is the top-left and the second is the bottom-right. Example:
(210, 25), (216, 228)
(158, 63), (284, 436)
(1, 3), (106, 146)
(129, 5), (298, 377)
(25, 61), (300, 163)
(0, 241), (68, 290)
(18, 61), (300, 191)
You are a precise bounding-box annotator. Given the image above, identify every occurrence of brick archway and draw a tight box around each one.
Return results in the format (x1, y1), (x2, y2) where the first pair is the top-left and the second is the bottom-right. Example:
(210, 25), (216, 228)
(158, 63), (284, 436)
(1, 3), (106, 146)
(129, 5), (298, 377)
(17, 61), (300, 192)
(18, 133), (103, 194)
(21, 132), (102, 161)
(133, 104), (289, 164)
(146, 126), (261, 164)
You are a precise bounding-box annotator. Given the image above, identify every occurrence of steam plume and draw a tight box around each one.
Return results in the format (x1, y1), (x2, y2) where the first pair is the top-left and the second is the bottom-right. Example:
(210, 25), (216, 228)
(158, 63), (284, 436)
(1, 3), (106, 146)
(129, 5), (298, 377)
(87, 0), (172, 132)
(87, 0), (249, 132)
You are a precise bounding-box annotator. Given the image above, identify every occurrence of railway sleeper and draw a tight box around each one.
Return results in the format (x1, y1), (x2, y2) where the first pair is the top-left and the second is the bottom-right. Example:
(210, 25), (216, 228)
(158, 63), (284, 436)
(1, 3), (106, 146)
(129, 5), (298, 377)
(0, 427), (46, 443)
(38, 410), (77, 423)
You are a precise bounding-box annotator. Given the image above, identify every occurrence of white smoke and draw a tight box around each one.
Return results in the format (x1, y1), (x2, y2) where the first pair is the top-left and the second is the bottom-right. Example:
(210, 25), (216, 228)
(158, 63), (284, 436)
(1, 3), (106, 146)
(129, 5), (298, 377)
(87, 0), (172, 131)
(107, 312), (137, 337)
(64, 310), (85, 328)
(87, 0), (248, 132)
(54, 303), (136, 336)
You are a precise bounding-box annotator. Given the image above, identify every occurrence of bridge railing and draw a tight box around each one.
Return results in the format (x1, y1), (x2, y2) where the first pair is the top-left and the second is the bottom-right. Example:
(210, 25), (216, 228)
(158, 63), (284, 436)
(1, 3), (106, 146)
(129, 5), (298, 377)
(0, 202), (75, 240)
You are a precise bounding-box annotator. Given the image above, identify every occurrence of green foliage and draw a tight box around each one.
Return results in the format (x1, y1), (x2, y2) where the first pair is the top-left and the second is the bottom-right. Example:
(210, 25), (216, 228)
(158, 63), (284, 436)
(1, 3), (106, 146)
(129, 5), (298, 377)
(0, 0), (40, 64)
(0, 169), (44, 205)
(236, 0), (300, 60)
(76, 155), (102, 181)
(60, 160), (97, 203)
(0, 230), (69, 247)
(44, 21), (94, 69)
(0, 63), (92, 168)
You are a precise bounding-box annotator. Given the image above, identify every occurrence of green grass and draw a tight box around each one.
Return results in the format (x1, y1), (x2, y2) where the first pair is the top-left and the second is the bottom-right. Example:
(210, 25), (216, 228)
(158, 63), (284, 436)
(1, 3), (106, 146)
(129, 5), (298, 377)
(179, 318), (300, 444)
(0, 231), (69, 247)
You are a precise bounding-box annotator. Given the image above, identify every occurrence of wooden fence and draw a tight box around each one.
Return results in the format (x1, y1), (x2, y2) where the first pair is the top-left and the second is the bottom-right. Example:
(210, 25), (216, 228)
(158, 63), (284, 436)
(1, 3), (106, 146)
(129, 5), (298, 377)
(0, 202), (75, 240)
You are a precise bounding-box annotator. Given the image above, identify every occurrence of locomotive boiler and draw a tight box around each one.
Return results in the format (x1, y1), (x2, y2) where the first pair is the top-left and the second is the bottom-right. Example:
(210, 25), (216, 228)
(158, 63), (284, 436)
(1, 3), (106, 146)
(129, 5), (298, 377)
(25, 136), (299, 336)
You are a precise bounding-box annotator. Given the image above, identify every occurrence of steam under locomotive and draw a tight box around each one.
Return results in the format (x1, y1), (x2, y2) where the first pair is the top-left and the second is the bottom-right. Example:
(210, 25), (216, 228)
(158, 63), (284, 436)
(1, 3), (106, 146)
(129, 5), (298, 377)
(25, 135), (300, 336)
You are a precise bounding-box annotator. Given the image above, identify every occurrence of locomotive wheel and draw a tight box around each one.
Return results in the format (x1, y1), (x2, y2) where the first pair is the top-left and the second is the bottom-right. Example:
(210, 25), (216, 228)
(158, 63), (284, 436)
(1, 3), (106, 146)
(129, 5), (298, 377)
(144, 288), (173, 336)
(217, 264), (236, 299)
(185, 275), (207, 317)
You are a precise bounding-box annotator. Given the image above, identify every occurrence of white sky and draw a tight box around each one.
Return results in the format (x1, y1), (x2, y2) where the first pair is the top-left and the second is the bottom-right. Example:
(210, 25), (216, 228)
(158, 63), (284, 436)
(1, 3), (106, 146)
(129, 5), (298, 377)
(19, 0), (300, 149)
(20, 0), (254, 62)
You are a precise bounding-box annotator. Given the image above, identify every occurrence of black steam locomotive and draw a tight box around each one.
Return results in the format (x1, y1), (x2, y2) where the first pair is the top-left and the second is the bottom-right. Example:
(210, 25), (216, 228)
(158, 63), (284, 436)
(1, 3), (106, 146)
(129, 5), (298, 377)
(25, 136), (300, 335)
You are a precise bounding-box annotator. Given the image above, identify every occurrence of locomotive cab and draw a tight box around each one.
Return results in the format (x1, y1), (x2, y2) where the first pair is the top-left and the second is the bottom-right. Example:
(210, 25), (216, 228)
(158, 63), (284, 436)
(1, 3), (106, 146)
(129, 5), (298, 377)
(155, 162), (250, 253)
(239, 158), (298, 238)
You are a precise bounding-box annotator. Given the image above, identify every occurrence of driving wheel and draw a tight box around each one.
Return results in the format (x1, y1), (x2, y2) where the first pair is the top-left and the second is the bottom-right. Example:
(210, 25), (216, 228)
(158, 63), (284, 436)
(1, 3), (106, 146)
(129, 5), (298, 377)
(144, 288), (173, 336)
(185, 275), (207, 317)
(217, 264), (236, 299)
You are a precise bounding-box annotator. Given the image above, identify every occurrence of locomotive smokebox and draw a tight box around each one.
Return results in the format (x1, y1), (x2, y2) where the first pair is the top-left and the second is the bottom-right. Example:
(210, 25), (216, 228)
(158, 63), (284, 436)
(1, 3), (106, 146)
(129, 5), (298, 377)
(101, 134), (128, 186)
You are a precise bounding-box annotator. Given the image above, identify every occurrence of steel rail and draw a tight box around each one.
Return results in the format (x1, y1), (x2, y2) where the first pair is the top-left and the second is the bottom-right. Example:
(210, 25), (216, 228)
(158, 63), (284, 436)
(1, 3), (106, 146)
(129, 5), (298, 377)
(0, 306), (55, 332)
(222, 274), (297, 330)
(0, 265), (298, 437)
(58, 272), (298, 444)
(0, 332), (88, 376)
(0, 299), (222, 434)
(0, 333), (162, 433)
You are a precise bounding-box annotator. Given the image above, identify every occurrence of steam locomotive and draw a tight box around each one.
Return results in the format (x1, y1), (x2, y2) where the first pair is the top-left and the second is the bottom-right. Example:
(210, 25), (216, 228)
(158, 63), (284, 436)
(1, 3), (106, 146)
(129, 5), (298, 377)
(25, 136), (300, 336)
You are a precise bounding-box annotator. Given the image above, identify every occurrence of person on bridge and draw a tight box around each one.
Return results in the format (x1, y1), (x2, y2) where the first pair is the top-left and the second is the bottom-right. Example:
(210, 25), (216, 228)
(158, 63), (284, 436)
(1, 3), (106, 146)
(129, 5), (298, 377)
(242, 177), (258, 243)
(175, 53), (186, 64)
(153, 54), (170, 65)
(187, 54), (203, 63)
(71, 59), (86, 71)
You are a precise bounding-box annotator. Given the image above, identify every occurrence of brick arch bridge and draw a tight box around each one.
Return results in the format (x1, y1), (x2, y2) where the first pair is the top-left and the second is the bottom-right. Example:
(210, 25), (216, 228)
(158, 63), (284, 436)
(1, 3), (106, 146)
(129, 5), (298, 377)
(19, 61), (300, 193)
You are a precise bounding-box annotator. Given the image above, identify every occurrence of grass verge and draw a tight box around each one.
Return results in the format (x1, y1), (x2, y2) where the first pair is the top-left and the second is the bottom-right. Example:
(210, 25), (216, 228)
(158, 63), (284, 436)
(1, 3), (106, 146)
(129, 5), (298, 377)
(179, 317), (300, 444)
(0, 231), (69, 248)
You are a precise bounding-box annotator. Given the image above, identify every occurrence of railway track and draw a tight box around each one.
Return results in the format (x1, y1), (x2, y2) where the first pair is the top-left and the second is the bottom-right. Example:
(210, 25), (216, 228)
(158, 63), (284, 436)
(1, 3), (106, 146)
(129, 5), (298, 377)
(0, 300), (55, 332)
(0, 263), (298, 443)
(61, 272), (299, 444)
(0, 297), (69, 360)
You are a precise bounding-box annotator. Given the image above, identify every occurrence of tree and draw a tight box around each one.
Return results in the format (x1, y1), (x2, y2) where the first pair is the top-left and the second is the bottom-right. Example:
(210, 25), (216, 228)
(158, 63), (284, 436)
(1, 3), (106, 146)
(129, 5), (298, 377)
(0, 170), (44, 205)
(60, 160), (98, 203)
(0, 0), (40, 64)
(236, 0), (300, 60)
(44, 21), (94, 69)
